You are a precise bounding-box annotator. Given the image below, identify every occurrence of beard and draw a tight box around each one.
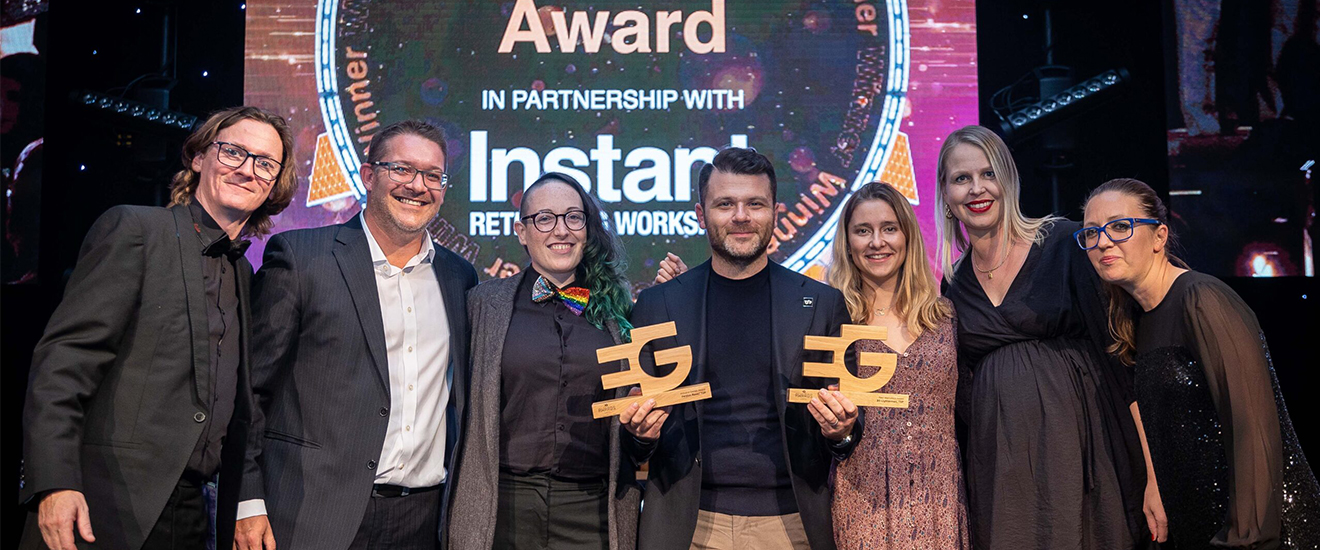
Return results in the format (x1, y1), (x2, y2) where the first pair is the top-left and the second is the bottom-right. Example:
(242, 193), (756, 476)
(708, 221), (773, 267)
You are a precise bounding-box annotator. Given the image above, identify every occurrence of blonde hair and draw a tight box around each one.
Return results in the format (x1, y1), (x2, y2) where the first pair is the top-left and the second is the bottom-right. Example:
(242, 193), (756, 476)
(168, 106), (298, 237)
(828, 182), (951, 336)
(934, 125), (1062, 281)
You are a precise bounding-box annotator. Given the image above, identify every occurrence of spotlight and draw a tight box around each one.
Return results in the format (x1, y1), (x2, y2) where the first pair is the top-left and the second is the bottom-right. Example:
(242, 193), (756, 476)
(996, 68), (1131, 142)
(70, 90), (199, 132)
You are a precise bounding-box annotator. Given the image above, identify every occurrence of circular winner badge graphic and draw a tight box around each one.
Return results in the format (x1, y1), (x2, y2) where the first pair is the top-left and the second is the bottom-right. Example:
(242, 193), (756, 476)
(314, 0), (911, 287)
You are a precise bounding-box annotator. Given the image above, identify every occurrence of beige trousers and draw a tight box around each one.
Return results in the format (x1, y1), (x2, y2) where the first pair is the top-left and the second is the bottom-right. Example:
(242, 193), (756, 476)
(689, 509), (811, 550)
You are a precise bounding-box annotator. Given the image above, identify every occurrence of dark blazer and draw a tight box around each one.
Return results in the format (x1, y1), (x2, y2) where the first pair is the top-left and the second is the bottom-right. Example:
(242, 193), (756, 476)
(243, 216), (477, 550)
(624, 260), (861, 550)
(447, 271), (641, 550)
(20, 204), (254, 550)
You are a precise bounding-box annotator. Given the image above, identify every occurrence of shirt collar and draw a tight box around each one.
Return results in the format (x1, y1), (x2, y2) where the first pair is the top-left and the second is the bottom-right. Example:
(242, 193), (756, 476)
(189, 200), (231, 250)
(359, 211), (435, 271)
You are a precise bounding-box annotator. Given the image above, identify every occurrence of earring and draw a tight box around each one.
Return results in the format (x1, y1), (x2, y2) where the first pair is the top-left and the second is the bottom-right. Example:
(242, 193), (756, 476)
(944, 207), (954, 219)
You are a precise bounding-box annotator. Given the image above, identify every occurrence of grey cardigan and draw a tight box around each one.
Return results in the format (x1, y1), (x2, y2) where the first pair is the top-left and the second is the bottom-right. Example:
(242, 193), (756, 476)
(446, 271), (641, 550)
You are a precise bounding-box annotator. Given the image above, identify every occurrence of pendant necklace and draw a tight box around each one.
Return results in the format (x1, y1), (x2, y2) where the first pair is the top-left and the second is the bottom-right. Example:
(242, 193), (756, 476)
(872, 294), (894, 317)
(973, 241), (1011, 280)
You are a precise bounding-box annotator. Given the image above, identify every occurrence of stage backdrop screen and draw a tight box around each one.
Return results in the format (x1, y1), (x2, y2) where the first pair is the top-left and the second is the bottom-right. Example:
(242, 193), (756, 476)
(1166, 0), (1316, 277)
(244, 0), (978, 289)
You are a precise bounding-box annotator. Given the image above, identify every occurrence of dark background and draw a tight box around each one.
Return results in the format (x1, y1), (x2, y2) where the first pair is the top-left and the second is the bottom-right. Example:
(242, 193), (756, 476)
(4, 0), (1316, 544)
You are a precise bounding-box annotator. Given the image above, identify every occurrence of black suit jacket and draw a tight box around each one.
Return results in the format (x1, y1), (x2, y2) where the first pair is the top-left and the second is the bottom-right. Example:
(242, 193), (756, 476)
(243, 216), (477, 550)
(20, 204), (254, 550)
(624, 260), (861, 550)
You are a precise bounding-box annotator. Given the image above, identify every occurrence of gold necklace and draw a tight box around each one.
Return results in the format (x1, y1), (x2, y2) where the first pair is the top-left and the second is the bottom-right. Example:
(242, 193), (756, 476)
(972, 242), (1011, 279)
(871, 294), (894, 317)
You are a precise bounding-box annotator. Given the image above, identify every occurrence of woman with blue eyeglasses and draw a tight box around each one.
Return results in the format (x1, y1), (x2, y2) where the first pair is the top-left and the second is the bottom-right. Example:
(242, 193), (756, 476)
(1080, 178), (1319, 549)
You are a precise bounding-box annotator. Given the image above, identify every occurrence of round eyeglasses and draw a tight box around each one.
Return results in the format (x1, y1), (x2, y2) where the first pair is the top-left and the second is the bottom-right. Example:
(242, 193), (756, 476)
(521, 210), (588, 232)
(1073, 218), (1160, 250)
(212, 141), (283, 182)
(370, 161), (450, 191)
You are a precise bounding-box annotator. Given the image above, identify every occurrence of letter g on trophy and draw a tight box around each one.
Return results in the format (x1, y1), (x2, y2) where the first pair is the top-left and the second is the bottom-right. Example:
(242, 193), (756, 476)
(591, 322), (713, 419)
(788, 324), (909, 408)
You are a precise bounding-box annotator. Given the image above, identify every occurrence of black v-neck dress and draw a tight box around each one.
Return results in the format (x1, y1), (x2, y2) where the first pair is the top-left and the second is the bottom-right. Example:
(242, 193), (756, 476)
(1134, 271), (1319, 549)
(945, 220), (1145, 550)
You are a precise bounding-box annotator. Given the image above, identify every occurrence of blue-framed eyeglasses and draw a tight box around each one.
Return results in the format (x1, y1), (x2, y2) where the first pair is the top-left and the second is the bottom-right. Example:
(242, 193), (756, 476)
(1073, 218), (1161, 250)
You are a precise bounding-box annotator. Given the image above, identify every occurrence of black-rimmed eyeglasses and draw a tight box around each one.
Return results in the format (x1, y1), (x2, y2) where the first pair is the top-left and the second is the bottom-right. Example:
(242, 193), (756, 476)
(211, 141), (283, 182)
(1073, 218), (1160, 250)
(370, 161), (450, 191)
(521, 210), (587, 232)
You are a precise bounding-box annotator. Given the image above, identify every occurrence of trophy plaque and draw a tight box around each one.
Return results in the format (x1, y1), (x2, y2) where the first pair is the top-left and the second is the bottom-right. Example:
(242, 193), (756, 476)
(591, 321), (713, 419)
(787, 324), (909, 408)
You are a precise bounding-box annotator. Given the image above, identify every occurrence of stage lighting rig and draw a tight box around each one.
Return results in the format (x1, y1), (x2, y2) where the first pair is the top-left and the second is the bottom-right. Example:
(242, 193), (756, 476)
(995, 68), (1130, 143)
(70, 90), (199, 132)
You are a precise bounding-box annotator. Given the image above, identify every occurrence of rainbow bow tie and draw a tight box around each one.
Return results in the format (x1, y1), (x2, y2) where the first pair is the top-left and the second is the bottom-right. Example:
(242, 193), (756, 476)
(531, 276), (590, 316)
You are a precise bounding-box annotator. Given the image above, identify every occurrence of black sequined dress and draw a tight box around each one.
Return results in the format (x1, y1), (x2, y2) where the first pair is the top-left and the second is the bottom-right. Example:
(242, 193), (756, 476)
(1135, 271), (1320, 549)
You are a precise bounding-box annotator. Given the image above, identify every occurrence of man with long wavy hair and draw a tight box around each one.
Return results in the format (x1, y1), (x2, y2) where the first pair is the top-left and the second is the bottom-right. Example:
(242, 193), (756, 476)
(20, 106), (298, 550)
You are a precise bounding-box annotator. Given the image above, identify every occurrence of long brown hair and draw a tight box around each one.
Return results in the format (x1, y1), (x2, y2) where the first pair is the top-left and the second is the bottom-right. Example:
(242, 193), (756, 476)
(168, 106), (298, 237)
(828, 182), (951, 335)
(1083, 178), (1188, 365)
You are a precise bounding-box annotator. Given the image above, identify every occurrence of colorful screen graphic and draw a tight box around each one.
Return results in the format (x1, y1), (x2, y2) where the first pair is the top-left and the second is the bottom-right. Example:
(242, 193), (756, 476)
(244, 0), (977, 288)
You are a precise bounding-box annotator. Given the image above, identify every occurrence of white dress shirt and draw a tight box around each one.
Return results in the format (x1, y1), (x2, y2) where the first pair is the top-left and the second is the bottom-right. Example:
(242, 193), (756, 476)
(237, 214), (452, 520)
(363, 214), (452, 488)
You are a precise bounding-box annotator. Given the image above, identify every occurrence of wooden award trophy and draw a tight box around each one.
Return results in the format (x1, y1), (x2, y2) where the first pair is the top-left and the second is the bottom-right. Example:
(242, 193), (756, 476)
(787, 324), (909, 408)
(591, 321), (713, 419)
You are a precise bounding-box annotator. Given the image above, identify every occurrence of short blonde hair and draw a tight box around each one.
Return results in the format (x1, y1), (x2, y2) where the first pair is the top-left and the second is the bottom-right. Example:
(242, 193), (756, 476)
(934, 125), (1061, 281)
(168, 106), (298, 237)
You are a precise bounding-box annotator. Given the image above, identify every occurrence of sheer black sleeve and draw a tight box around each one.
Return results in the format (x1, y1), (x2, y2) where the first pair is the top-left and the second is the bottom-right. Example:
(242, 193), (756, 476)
(1182, 280), (1283, 548)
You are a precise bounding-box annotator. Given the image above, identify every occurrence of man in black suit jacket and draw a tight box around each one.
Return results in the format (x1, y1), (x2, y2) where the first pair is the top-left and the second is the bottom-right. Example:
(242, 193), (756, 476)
(20, 106), (299, 550)
(620, 148), (862, 550)
(234, 120), (478, 550)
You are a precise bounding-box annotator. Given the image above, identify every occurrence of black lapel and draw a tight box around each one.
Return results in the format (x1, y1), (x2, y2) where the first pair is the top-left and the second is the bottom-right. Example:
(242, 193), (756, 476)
(334, 217), (391, 396)
(768, 263), (816, 401)
(172, 204), (212, 405)
(670, 261), (711, 388)
(432, 248), (469, 369)
(432, 246), (473, 420)
(235, 258), (254, 415)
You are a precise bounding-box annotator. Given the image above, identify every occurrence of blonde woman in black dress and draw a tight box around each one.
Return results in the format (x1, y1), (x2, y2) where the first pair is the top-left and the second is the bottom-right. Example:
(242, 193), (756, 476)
(935, 126), (1154, 549)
